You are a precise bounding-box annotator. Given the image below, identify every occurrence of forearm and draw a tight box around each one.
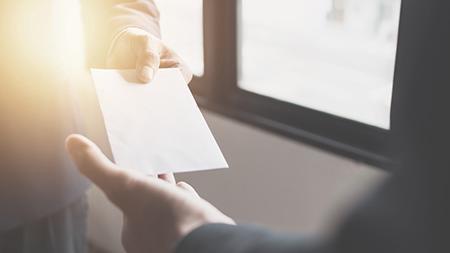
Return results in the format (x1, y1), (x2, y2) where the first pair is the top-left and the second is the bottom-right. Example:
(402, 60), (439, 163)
(81, 0), (161, 67)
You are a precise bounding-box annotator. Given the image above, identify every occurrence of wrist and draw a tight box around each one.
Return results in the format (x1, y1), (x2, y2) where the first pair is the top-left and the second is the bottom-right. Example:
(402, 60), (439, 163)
(178, 211), (235, 241)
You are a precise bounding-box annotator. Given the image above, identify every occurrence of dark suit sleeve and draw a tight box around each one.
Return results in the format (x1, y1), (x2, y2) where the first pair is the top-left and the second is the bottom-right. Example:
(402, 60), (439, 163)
(81, 0), (161, 67)
(175, 224), (325, 253)
(173, 177), (420, 253)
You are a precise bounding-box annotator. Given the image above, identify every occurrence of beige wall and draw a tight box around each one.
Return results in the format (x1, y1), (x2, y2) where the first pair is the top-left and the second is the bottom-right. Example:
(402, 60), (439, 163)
(87, 110), (387, 253)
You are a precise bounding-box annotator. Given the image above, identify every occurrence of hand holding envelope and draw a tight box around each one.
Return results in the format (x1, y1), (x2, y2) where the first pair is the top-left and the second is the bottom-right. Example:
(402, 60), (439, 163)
(90, 68), (228, 175)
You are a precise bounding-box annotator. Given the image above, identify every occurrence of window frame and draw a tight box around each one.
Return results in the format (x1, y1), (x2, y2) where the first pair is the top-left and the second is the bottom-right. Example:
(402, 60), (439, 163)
(189, 0), (398, 170)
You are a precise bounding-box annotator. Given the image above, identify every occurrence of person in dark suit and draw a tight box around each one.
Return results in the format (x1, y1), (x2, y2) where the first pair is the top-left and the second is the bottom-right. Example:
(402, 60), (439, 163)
(0, 0), (189, 252)
(64, 0), (450, 252)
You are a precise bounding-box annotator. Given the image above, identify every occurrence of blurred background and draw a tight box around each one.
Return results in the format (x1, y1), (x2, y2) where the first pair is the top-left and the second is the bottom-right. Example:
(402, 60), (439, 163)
(88, 0), (401, 252)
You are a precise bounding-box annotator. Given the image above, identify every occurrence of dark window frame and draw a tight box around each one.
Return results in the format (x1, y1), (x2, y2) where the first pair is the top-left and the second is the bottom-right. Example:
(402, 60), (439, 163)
(189, 0), (399, 170)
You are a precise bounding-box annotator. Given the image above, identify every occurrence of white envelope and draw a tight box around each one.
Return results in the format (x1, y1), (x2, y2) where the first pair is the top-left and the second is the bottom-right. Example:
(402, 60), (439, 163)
(90, 68), (228, 174)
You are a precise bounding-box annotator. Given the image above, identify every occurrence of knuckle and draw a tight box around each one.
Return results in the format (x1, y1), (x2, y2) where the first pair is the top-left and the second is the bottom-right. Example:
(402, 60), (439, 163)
(135, 33), (150, 44)
(143, 49), (160, 59)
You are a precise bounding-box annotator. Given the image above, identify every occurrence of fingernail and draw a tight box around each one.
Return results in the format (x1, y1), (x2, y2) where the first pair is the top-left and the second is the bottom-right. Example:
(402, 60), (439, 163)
(140, 66), (154, 83)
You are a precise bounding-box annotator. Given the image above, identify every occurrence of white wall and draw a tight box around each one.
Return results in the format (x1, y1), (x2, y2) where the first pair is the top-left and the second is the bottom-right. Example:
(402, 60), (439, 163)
(87, 111), (387, 253)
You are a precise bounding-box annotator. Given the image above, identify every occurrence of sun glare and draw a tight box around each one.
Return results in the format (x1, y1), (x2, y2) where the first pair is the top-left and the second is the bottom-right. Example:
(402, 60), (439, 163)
(51, 0), (86, 74)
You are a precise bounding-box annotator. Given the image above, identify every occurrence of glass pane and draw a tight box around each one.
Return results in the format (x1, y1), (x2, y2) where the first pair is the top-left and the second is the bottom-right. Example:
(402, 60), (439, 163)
(239, 0), (402, 129)
(155, 0), (204, 76)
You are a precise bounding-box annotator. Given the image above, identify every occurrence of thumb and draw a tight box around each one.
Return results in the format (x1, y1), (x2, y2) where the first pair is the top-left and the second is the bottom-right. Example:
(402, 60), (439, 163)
(65, 134), (130, 203)
(132, 32), (161, 83)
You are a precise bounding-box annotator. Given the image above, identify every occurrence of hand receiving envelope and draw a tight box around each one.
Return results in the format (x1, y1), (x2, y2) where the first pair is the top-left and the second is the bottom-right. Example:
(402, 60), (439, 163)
(90, 68), (228, 174)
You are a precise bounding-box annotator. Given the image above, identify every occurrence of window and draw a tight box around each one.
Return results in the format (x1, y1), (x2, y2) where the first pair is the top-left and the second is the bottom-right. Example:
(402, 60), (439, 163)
(239, 0), (401, 129)
(155, 0), (204, 75)
(160, 1), (405, 169)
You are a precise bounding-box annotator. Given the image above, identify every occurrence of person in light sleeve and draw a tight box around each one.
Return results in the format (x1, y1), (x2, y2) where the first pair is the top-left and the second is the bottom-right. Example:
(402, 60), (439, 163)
(0, 1), (190, 252)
